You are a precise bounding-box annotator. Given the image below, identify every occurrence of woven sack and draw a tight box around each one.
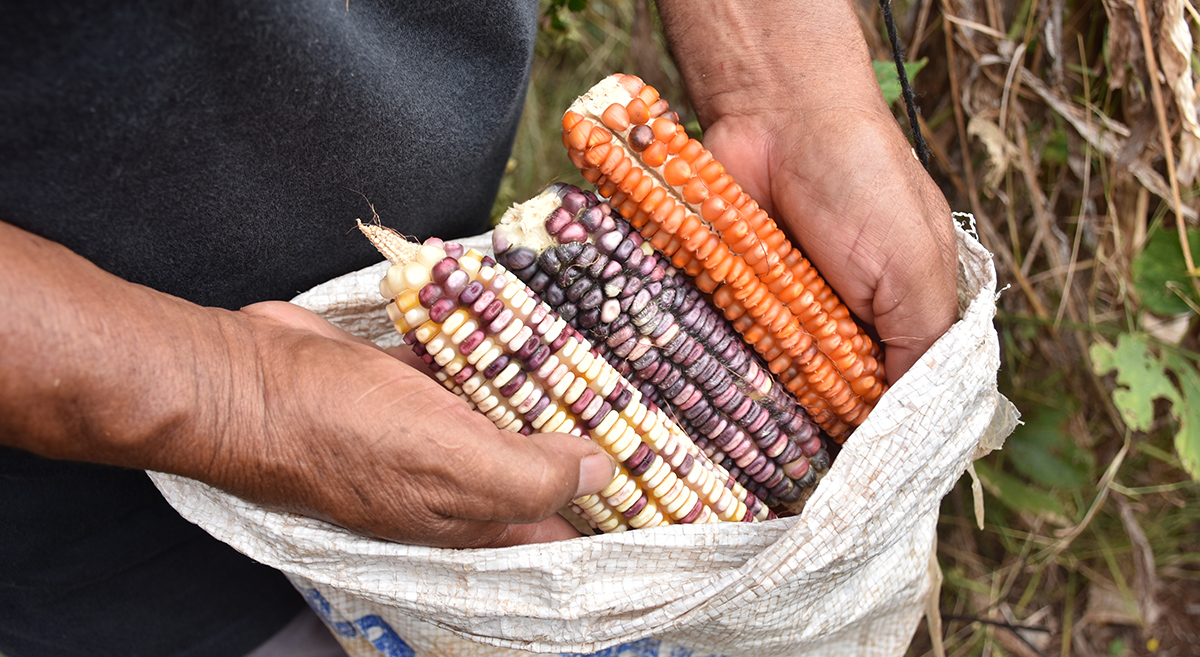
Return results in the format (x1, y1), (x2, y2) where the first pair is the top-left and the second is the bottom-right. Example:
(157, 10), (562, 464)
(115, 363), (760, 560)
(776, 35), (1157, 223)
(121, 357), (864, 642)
(150, 224), (1017, 657)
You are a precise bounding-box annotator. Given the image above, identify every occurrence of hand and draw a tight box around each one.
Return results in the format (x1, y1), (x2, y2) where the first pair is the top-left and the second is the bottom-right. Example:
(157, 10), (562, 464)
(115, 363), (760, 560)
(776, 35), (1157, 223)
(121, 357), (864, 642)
(657, 0), (959, 382)
(701, 105), (958, 382)
(0, 221), (614, 549)
(186, 301), (617, 548)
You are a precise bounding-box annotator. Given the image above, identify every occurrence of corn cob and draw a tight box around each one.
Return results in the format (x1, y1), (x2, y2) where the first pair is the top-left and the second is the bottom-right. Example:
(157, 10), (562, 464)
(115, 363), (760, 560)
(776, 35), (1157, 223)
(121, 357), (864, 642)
(560, 74), (887, 440)
(493, 184), (831, 512)
(359, 222), (772, 533)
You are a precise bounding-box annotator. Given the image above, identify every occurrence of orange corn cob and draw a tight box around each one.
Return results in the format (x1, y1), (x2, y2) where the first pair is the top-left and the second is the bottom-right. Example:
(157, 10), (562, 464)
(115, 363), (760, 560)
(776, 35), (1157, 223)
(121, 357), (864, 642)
(560, 74), (887, 440)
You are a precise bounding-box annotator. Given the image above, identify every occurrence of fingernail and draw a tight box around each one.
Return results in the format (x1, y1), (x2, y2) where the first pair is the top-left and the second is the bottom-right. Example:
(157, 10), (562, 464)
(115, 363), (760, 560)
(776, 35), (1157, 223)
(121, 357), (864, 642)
(576, 451), (618, 497)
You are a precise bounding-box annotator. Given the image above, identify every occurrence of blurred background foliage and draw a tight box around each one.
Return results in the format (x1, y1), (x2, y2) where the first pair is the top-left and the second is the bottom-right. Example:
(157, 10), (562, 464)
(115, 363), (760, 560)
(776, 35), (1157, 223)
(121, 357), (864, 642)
(506, 1), (1200, 655)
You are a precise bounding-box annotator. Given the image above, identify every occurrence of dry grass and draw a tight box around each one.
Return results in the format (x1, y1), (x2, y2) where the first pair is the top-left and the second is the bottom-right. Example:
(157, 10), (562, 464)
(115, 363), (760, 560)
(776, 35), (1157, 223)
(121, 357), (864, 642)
(510, 1), (1200, 655)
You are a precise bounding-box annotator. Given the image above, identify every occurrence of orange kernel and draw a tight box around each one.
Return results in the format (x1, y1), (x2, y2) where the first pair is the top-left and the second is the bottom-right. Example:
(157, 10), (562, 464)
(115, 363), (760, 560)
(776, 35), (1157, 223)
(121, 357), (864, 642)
(601, 103), (630, 132)
(642, 141), (668, 167)
(663, 157), (693, 186)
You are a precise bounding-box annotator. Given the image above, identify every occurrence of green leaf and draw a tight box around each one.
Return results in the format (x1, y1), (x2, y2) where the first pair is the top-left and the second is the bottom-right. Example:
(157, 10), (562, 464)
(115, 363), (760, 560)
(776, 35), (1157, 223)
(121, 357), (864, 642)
(1090, 334), (1181, 432)
(1092, 333), (1200, 481)
(1132, 226), (1200, 315)
(972, 461), (1071, 526)
(873, 58), (928, 106)
(1163, 353), (1200, 479)
(1005, 405), (1093, 490)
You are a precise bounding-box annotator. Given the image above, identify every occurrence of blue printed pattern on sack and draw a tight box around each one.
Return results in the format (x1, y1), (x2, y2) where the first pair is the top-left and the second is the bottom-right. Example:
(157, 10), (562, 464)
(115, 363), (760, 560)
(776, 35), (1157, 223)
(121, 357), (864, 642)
(300, 588), (358, 638)
(354, 615), (415, 657)
(561, 637), (717, 657)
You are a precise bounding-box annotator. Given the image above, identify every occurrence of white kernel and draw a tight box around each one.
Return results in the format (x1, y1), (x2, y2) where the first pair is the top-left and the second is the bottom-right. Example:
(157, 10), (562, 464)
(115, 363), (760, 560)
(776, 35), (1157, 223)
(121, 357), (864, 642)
(441, 309), (469, 336)
(385, 265), (406, 295)
(493, 362), (521, 388)
(379, 278), (397, 300)
(611, 429), (638, 461)
(508, 380), (534, 408)
(562, 377), (588, 405)
(507, 326), (533, 353)
(543, 318), (566, 342)
(450, 319), (477, 345)
(550, 370), (574, 399)
(471, 343), (500, 368)
(462, 375), (485, 395)
(403, 307), (429, 328)
(402, 262), (431, 290)
(484, 404), (506, 422)
(476, 395), (499, 413)
(433, 347), (455, 366)
(425, 334), (448, 356)
(416, 244), (445, 268)
(459, 256), (481, 279)
(497, 317), (524, 345)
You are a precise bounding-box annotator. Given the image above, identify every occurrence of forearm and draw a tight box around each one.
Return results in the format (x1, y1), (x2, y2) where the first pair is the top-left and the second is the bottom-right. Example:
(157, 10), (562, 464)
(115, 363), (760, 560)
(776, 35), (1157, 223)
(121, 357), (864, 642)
(0, 219), (247, 474)
(656, 0), (884, 126)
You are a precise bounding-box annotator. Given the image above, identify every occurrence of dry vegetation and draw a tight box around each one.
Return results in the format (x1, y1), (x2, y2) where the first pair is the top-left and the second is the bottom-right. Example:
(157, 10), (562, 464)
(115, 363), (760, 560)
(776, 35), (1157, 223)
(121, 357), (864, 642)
(502, 1), (1200, 655)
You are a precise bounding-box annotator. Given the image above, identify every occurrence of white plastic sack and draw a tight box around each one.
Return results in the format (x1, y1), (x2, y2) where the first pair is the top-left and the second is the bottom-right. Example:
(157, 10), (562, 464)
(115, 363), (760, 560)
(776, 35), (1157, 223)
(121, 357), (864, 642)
(150, 226), (1017, 657)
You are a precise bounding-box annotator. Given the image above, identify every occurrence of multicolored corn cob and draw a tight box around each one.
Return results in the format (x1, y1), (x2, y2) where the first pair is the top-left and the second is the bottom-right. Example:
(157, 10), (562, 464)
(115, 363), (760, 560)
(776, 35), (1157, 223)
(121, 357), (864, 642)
(359, 221), (772, 533)
(560, 74), (887, 440)
(493, 184), (830, 512)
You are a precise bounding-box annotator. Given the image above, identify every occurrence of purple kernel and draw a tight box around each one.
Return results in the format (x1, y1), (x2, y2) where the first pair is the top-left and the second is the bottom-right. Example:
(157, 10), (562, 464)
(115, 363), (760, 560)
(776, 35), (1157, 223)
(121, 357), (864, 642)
(596, 231), (622, 255)
(600, 216), (616, 232)
(529, 306), (548, 326)
(623, 443), (652, 471)
(577, 206), (604, 232)
(518, 424), (533, 436)
(577, 308), (600, 329)
(527, 271), (551, 292)
(505, 247), (537, 270)
(411, 342), (427, 357)
(538, 249), (561, 274)
(500, 371), (527, 398)
(418, 284), (444, 309)
(431, 257), (459, 285)
(629, 289), (652, 316)
(483, 355), (510, 379)
(580, 288), (604, 310)
(420, 353), (435, 366)
(599, 202), (612, 216)
(403, 329), (418, 345)
(545, 207), (573, 235)
(428, 298), (457, 323)
(459, 330), (486, 355)
(423, 237), (444, 249)
(472, 290), (496, 315)
(443, 242), (464, 259)
(487, 309), (513, 334)
(552, 333), (571, 354)
(459, 280), (484, 305)
(480, 255), (496, 267)
(677, 453), (694, 477)
(582, 190), (598, 205)
(491, 230), (511, 255)
(562, 191), (588, 215)
(527, 344), (551, 370)
(557, 222), (589, 243)
(524, 395), (551, 423)
(621, 494), (648, 518)
(569, 387), (595, 415)
(629, 124), (654, 152)
(586, 402), (612, 429)
(613, 240), (635, 262)
(482, 298), (505, 322)
(515, 336), (540, 361)
(442, 270), (469, 298)
(453, 365), (476, 385)
(600, 299), (621, 324)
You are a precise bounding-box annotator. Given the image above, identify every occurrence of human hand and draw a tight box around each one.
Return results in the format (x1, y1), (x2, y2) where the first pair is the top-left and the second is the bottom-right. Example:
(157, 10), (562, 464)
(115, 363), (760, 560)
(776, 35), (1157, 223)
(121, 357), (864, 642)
(657, 0), (958, 383)
(182, 301), (616, 548)
(700, 105), (958, 383)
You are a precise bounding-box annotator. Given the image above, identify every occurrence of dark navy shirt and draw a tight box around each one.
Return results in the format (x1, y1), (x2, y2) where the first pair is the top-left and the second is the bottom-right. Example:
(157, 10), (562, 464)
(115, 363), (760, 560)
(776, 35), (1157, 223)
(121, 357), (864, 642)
(0, 1), (536, 654)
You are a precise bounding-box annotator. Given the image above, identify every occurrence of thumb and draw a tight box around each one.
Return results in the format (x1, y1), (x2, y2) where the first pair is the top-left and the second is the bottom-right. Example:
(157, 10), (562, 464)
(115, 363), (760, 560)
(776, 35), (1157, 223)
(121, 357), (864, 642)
(440, 431), (617, 549)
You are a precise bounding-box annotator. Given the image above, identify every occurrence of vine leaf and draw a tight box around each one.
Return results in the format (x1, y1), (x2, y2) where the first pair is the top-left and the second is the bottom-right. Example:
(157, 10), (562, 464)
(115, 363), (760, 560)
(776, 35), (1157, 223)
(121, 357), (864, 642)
(1091, 334), (1200, 480)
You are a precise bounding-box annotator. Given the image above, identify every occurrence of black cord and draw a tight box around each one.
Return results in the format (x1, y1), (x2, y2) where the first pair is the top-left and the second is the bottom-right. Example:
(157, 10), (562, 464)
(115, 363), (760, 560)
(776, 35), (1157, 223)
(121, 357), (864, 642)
(878, 0), (932, 171)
